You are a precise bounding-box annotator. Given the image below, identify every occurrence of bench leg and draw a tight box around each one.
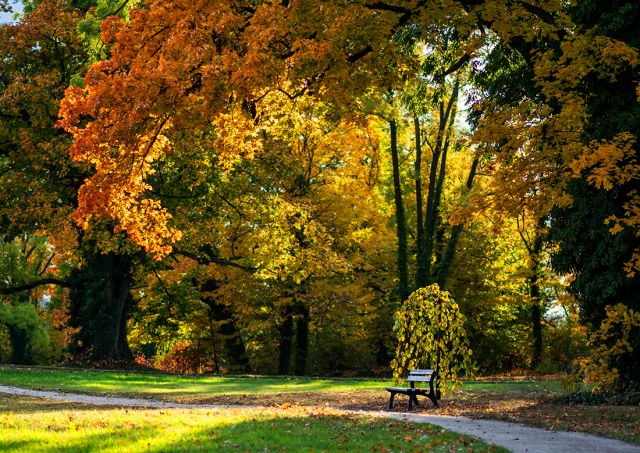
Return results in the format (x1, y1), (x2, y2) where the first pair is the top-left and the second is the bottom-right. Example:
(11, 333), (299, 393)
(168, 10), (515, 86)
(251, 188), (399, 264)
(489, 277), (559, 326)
(388, 392), (396, 410)
(408, 392), (416, 410)
(408, 393), (419, 410)
(427, 392), (439, 408)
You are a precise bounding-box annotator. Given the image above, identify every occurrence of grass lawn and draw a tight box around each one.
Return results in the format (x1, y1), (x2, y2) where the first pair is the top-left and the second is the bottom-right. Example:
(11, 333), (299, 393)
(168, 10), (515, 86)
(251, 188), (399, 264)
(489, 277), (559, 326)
(0, 367), (390, 397)
(0, 367), (560, 398)
(1, 367), (638, 446)
(0, 394), (507, 452)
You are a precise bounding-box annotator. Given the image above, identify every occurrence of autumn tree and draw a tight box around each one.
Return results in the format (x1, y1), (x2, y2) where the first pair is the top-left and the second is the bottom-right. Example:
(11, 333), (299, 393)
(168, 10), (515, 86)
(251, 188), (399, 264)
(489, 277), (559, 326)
(122, 91), (396, 374)
(371, 30), (478, 308)
(391, 284), (474, 391)
(57, 0), (568, 259)
(547, 0), (640, 388)
(52, 0), (590, 376)
(463, 0), (640, 383)
(54, 0), (633, 375)
(0, 0), (155, 363)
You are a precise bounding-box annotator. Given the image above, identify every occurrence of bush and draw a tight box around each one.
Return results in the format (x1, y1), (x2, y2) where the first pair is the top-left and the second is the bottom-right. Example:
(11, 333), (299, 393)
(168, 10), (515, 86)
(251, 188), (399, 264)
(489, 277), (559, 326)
(555, 390), (640, 406)
(307, 330), (376, 376)
(0, 303), (53, 365)
(154, 341), (217, 374)
(537, 321), (589, 374)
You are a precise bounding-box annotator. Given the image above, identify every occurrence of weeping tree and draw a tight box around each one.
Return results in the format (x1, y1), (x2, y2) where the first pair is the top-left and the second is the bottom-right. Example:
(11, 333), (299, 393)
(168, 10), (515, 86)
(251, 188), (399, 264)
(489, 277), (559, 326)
(391, 284), (474, 393)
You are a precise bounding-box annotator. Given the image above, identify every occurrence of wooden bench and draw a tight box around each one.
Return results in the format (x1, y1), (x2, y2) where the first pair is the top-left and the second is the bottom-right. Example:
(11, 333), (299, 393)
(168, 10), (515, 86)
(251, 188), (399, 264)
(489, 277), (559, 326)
(386, 369), (439, 410)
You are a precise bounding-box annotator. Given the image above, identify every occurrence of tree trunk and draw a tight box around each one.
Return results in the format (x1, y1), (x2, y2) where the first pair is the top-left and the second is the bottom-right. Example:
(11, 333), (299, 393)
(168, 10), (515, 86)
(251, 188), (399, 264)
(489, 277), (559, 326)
(278, 306), (294, 375)
(200, 281), (250, 373)
(294, 304), (309, 376)
(416, 80), (459, 288)
(112, 270), (133, 361)
(206, 309), (221, 374)
(435, 157), (479, 289)
(67, 251), (135, 363)
(530, 224), (544, 369)
(531, 286), (543, 369)
(414, 114), (424, 260)
(390, 119), (410, 302)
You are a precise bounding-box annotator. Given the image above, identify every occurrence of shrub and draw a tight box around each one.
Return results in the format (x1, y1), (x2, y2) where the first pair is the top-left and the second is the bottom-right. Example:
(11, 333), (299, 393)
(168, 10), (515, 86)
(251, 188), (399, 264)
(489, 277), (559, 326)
(555, 390), (640, 406)
(537, 318), (588, 374)
(0, 303), (53, 365)
(154, 341), (217, 374)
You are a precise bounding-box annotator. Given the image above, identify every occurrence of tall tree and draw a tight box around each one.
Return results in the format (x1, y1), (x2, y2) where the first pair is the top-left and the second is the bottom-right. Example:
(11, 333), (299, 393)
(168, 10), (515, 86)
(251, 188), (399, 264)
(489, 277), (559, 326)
(0, 0), (149, 362)
(389, 117), (410, 303)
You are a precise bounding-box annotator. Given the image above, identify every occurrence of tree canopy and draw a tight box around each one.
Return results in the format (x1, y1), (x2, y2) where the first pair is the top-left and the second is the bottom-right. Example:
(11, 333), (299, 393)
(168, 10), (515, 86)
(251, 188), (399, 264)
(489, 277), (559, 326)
(0, 0), (639, 388)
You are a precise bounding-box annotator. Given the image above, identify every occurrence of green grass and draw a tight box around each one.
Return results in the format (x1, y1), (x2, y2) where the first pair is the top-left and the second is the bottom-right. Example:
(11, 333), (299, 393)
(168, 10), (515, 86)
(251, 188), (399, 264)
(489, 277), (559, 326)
(0, 368), (390, 397)
(0, 394), (508, 452)
(0, 367), (561, 398)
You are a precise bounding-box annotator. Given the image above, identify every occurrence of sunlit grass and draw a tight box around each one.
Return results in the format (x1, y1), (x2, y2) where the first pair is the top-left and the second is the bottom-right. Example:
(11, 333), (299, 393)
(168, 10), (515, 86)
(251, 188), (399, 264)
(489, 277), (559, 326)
(0, 368), (391, 398)
(0, 367), (562, 403)
(0, 395), (508, 453)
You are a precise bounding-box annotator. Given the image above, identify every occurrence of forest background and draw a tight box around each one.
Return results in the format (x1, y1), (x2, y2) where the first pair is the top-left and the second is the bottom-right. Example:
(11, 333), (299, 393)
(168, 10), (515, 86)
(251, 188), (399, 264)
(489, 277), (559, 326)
(0, 0), (639, 392)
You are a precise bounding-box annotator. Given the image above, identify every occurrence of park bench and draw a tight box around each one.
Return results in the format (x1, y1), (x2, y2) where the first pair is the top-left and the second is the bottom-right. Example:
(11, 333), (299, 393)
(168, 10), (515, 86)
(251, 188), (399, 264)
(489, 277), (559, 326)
(386, 369), (439, 410)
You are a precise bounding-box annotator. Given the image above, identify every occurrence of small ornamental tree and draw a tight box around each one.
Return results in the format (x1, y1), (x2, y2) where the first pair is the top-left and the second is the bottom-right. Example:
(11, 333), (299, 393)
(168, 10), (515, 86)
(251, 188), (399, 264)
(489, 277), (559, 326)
(391, 284), (474, 392)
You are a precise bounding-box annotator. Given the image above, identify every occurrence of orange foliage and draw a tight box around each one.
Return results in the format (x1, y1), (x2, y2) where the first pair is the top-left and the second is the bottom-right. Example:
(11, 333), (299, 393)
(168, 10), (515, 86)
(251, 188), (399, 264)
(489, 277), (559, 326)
(58, 0), (569, 258)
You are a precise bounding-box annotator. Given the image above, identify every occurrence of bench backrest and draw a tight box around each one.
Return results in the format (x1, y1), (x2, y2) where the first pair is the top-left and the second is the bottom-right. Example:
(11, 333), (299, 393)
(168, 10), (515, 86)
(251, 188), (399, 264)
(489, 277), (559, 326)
(406, 369), (435, 383)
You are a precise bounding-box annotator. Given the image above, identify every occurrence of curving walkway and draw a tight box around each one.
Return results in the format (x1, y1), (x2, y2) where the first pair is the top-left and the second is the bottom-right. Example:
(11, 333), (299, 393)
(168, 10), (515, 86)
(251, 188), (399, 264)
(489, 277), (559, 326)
(1, 385), (638, 453)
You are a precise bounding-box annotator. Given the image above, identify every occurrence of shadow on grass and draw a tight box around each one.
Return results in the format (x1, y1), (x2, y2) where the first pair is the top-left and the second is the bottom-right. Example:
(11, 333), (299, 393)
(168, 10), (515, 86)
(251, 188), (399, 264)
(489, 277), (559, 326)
(0, 394), (113, 413)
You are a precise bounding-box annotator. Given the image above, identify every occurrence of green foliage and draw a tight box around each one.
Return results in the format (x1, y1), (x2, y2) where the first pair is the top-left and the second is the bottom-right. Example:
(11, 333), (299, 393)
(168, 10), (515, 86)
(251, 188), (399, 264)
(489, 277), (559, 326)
(0, 302), (53, 365)
(464, 304), (532, 374)
(0, 324), (11, 363)
(0, 236), (56, 295)
(77, 0), (143, 62)
(391, 284), (474, 392)
(548, 0), (640, 389)
(306, 314), (378, 376)
(538, 314), (589, 374)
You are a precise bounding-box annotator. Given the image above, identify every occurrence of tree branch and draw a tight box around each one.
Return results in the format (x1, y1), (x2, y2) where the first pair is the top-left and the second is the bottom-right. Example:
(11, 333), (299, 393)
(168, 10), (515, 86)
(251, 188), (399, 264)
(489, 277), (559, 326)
(0, 278), (71, 295)
(172, 249), (256, 272)
(516, 1), (557, 26)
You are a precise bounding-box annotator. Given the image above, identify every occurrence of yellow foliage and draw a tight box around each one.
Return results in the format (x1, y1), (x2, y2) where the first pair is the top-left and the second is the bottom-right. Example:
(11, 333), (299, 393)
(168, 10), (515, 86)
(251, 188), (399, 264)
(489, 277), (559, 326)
(391, 284), (474, 393)
(578, 304), (640, 391)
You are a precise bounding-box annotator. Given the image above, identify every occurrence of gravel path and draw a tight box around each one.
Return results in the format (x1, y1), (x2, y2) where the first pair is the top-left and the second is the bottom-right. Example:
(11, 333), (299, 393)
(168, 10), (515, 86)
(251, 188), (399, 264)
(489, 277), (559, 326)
(1, 385), (639, 453)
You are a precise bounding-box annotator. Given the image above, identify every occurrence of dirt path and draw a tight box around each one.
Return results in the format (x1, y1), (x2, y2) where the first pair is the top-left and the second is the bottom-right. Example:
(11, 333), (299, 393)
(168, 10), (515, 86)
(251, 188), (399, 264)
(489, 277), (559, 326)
(1, 385), (638, 453)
